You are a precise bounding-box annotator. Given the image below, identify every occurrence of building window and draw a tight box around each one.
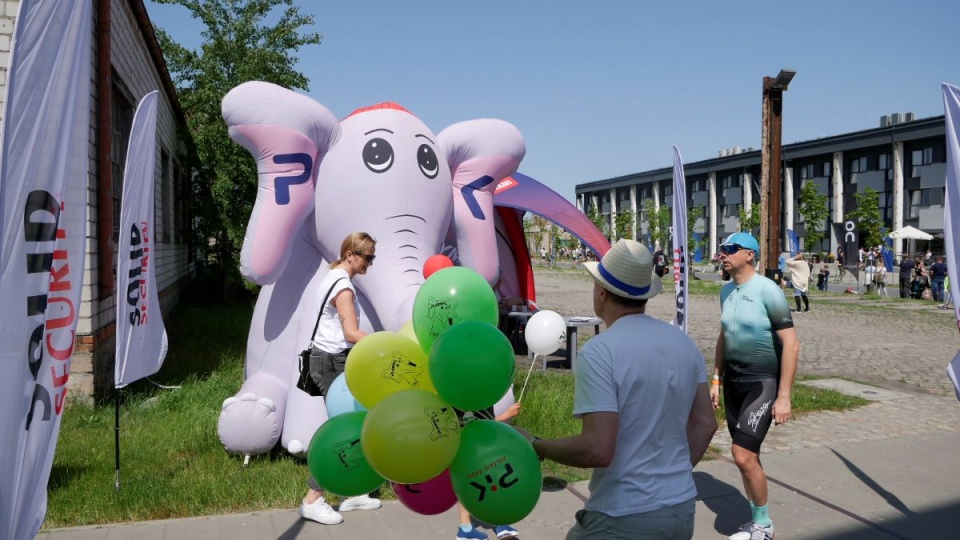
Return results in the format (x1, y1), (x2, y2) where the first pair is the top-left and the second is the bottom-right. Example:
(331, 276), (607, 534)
(912, 147), (933, 165)
(850, 156), (867, 173)
(663, 185), (672, 197)
(111, 84), (135, 245)
(823, 162), (831, 177)
(691, 179), (701, 192)
(878, 153), (890, 170)
(909, 189), (931, 218)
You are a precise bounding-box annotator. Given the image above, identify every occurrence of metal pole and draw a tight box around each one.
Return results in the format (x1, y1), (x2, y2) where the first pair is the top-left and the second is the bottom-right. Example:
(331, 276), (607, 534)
(114, 386), (121, 492)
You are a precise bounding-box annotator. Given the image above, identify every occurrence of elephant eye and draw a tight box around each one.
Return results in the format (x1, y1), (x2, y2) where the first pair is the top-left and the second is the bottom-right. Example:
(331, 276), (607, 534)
(363, 138), (394, 173)
(417, 144), (439, 179)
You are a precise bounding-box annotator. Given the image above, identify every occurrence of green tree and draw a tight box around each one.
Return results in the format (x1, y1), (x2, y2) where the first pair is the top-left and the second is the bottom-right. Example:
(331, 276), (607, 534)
(524, 214), (548, 260)
(614, 210), (635, 241)
(586, 203), (608, 236)
(797, 181), (830, 245)
(155, 0), (322, 279)
(642, 199), (670, 250)
(738, 203), (762, 233)
(846, 188), (885, 249)
(687, 207), (707, 256)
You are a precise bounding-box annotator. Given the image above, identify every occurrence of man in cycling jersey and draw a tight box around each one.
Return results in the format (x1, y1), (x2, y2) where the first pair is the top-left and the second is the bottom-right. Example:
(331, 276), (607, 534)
(712, 232), (800, 540)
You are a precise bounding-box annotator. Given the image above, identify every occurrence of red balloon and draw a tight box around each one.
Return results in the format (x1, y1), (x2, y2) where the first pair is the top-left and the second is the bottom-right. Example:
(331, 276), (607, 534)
(391, 469), (457, 515)
(423, 254), (454, 279)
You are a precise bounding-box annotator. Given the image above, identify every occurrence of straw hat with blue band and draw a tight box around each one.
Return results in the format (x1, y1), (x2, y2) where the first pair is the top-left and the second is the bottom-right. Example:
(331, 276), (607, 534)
(584, 239), (663, 300)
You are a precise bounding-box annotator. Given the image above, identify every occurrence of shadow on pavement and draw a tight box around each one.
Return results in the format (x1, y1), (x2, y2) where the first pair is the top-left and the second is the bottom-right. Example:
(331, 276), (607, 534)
(694, 471), (750, 537)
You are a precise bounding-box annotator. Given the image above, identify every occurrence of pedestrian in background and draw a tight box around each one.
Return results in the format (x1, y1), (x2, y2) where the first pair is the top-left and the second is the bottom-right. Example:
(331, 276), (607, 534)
(875, 260), (888, 297)
(785, 254), (810, 313)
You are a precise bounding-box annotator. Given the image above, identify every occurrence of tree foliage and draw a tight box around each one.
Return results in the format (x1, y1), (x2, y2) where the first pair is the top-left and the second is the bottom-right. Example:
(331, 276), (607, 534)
(687, 206), (707, 255)
(738, 203), (762, 234)
(846, 188), (885, 249)
(797, 181), (830, 242)
(154, 0), (322, 278)
(586, 203), (607, 236)
(641, 199), (670, 250)
(614, 210), (634, 241)
(524, 214), (548, 258)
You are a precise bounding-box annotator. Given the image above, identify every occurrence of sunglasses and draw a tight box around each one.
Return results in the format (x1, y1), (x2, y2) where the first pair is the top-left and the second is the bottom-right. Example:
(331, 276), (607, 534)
(353, 251), (376, 263)
(720, 244), (748, 255)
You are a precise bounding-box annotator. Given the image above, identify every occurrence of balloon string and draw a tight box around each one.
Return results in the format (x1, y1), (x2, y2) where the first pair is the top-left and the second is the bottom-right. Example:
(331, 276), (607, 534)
(517, 353), (538, 404)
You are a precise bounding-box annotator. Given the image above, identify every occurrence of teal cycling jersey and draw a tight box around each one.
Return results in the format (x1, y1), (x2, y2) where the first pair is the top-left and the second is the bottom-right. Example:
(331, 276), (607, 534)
(720, 274), (794, 382)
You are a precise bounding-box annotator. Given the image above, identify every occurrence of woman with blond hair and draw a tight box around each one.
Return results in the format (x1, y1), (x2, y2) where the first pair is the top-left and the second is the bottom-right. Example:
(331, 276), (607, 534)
(785, 253), (810, 312)
(299, 232), (382, 525)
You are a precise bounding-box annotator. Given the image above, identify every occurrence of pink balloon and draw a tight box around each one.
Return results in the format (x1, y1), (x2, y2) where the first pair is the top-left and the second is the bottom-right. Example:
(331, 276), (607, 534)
(423, 254), (454, 279)
(391, 469), (457, 515)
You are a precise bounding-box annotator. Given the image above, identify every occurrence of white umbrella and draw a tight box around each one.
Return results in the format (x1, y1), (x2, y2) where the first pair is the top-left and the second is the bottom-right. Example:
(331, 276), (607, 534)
(889, 225), (933, 240)
(889, 225), (934, 259)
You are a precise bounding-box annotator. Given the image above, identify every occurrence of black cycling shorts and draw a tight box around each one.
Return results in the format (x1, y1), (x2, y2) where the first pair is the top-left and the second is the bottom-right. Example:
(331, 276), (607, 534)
(723, 379), (778, 453)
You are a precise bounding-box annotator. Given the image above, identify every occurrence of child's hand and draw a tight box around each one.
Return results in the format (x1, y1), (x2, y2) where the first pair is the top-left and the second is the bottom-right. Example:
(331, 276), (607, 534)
(497, 403), (521, 422)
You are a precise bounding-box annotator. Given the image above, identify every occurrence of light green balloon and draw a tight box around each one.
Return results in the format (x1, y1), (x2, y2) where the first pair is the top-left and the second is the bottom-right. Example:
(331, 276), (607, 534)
(361, 389), (461, 484)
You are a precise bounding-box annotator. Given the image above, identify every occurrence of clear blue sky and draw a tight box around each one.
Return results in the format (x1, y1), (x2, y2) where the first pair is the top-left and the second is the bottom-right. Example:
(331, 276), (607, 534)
(145, 0), (959, 202)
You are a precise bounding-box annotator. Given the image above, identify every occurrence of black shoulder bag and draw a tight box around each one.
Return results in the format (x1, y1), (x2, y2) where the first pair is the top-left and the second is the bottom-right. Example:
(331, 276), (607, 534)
(296, 277), (345, 396)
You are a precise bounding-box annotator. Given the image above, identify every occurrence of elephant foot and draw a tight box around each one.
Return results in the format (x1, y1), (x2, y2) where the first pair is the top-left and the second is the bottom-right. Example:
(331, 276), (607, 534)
(217, 392), (283, 455)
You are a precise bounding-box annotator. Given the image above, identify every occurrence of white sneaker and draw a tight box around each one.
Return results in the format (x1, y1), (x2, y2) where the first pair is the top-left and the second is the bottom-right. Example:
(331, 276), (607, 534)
(338, 494), (382, 512)
(299, 497), (343, 525)
(729, 521), (775, 540)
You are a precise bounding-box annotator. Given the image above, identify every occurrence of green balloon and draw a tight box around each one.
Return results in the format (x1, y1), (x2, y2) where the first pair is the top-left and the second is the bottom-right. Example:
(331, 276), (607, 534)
(361, 389), (462, 484)
(412, 266), (499, 354)
(450, 420), (542, 526)
(429, 321), (515, 411)
(307, 412), (384, 497)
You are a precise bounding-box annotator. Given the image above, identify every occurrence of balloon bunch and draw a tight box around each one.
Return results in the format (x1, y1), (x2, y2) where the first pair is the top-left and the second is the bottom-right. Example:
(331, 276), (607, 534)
(306, 256), (542, 525)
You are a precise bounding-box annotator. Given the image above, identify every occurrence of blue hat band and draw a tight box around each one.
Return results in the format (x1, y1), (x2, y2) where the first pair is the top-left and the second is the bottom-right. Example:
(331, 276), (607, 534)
(598, 262), (651, 296)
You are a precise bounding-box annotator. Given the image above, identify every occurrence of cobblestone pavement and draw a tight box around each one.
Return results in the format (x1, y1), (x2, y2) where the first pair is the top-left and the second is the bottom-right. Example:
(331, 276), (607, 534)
(528, 268), (960, 454)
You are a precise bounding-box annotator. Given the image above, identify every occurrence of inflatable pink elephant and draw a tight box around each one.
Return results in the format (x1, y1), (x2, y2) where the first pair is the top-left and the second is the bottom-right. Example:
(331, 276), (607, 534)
(216, 82), (525, 456)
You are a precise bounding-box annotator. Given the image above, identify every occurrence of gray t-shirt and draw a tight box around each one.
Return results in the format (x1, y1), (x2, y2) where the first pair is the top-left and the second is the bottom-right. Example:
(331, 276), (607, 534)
(573, 313), (707, 516)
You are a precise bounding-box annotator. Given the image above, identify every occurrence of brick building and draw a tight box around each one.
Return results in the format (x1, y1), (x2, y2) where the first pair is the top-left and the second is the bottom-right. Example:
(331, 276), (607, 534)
(0, 0), (198, 398)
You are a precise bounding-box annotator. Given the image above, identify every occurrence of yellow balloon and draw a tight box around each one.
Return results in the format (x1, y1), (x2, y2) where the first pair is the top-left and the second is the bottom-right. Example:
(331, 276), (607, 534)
(362, 389), (461, 484)
(346, 331), (435, 409)
(398, 320), (418, 343)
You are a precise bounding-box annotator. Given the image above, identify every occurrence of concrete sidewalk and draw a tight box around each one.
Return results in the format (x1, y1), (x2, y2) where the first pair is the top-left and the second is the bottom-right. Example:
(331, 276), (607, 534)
(38, 430), (960, 539)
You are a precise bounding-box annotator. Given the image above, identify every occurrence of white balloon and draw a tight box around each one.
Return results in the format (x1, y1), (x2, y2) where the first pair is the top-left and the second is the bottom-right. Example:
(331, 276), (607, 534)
(524, 310), (566, 355)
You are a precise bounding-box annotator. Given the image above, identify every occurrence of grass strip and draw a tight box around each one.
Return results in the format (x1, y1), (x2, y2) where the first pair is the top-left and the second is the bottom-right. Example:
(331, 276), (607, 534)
(46, 296), (867, 528)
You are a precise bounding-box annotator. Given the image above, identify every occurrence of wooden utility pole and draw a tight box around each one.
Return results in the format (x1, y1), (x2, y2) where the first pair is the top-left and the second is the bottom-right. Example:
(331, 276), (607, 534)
(759, 69), (795, 272)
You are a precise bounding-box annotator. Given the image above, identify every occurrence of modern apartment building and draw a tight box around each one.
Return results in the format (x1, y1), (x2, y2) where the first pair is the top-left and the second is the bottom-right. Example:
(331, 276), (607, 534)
(575, 114), (946, 261)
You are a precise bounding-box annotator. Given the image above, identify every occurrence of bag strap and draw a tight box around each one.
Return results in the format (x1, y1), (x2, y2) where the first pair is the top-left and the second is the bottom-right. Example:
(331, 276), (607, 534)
(308, 277), (346, 348)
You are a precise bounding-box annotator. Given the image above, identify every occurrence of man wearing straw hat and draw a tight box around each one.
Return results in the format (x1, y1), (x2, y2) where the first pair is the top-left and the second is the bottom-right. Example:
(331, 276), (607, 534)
(712, 232), (799, 540)
(528, 239), (717, 539)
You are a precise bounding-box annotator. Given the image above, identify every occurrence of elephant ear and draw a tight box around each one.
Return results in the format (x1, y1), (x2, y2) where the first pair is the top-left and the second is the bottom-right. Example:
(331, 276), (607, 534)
(439, 119), (525, 284)
(222, 81), (341, 285)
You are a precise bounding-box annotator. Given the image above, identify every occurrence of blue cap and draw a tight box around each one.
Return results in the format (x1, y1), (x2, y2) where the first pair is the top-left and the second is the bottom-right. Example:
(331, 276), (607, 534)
(722, 232), (760, 255)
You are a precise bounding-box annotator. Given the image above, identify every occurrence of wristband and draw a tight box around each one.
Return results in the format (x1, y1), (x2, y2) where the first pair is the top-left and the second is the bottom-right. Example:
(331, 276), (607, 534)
(712, 374), (720, 380)
(531, 436), (545, 462)
(711, 380), (721, 386)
